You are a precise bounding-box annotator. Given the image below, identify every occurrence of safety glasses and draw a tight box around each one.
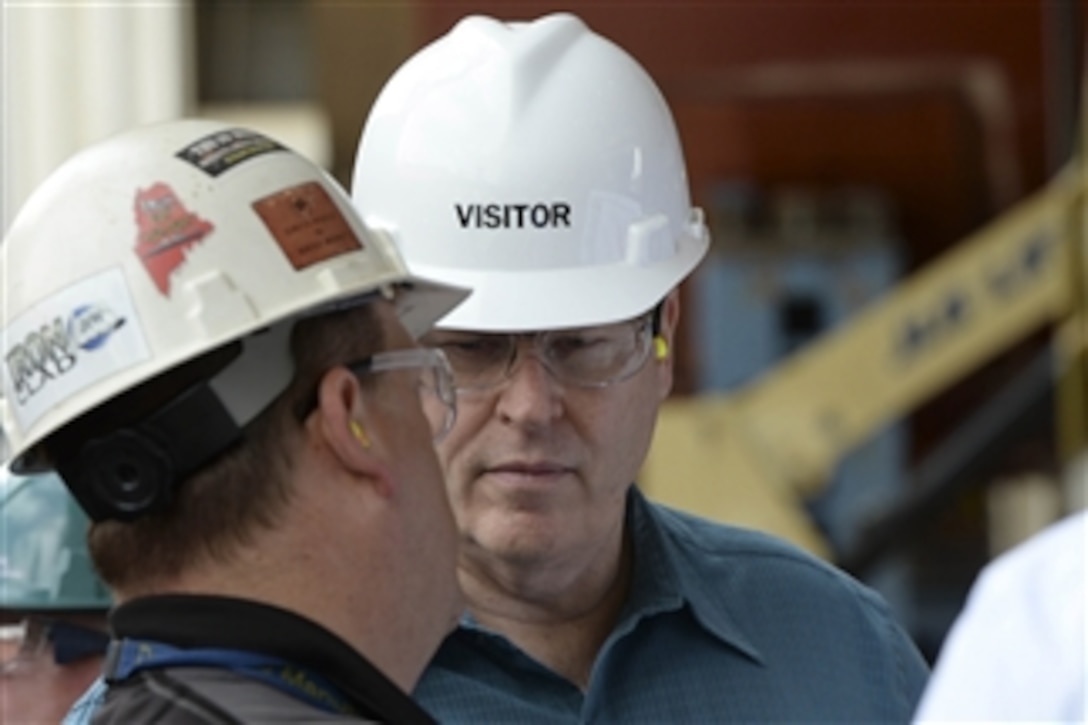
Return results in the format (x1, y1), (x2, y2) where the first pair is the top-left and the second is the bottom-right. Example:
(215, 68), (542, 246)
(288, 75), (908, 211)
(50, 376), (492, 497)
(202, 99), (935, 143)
(0, 617), (109, 672)
(346, 347), (458, 442)
(422, 313), (655, 393)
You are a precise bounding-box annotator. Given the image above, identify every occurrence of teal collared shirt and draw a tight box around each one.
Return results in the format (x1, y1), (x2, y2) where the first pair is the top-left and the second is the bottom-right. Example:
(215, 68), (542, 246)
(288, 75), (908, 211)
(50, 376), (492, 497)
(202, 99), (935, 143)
(414, 488), (929, 723)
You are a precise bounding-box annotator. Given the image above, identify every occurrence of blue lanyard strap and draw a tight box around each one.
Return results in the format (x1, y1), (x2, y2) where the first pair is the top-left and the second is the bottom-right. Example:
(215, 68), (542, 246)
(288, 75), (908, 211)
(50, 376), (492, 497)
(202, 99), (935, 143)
(105, 638), (359, 716)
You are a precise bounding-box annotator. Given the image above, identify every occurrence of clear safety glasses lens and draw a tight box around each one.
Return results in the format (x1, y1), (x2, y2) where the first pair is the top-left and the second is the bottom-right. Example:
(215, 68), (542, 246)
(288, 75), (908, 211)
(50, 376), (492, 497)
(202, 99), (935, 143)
(425, 315), (654, 392)
(350, 347), (457, 442)
(0, 618), (109, 673)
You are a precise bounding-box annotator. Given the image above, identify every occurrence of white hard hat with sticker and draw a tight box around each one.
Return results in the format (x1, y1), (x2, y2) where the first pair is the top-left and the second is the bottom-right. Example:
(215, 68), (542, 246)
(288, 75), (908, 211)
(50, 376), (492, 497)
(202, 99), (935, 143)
(1, 119), (467, 494)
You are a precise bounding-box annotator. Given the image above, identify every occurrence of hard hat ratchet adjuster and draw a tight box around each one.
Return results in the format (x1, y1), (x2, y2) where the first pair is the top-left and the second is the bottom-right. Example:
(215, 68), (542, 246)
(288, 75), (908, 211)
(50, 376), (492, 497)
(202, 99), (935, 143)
(54, 379), (242, 523)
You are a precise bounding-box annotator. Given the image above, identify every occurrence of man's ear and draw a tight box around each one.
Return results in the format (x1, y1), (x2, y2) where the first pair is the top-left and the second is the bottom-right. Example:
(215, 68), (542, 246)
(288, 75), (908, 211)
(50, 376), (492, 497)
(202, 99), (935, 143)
(655, 289), (681, 400)
(311, 366), (394, 497)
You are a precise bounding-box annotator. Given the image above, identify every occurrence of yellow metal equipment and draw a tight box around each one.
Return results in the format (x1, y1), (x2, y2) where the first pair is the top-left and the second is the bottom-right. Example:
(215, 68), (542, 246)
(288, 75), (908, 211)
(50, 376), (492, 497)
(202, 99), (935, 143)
(640, 152), (1087, 558)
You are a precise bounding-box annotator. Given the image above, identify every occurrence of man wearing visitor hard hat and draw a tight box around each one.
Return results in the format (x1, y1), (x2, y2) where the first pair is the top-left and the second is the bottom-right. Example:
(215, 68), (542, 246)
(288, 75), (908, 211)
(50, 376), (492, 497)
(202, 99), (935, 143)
(351, 12), (929, 721)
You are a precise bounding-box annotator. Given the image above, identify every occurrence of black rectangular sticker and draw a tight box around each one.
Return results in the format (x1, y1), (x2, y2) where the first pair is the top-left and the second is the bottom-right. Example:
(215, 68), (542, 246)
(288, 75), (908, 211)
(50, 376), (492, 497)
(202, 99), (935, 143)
(176, 128), (286, 177)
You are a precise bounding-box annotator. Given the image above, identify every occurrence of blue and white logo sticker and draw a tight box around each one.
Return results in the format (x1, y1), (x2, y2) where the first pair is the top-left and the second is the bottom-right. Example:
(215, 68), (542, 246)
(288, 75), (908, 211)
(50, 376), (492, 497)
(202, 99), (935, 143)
(69, 304), (126, 351)
(2, 268), (150, 436)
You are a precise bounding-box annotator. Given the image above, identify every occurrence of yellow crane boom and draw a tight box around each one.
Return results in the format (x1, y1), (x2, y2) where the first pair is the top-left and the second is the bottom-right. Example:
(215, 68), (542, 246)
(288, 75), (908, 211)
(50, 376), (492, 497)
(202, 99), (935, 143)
(640, 161), (1086, 558)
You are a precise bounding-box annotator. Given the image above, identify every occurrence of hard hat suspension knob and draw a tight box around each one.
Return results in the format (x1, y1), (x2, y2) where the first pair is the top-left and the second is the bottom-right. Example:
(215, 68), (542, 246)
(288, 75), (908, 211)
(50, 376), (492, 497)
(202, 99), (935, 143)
(54, 378), (242, 523)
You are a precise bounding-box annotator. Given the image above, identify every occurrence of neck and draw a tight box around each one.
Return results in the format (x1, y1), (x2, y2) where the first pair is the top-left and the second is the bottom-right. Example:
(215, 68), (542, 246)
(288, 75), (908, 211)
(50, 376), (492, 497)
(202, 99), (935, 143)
(459, 528), (632, 689)
(140, 501), (429, 693)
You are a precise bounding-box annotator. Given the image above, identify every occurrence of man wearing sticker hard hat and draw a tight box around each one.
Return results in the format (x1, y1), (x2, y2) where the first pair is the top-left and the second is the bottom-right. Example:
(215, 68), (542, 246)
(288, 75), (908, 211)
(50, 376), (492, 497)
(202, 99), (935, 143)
(1, 118), (468, 722)
(352, 13), (929, 721)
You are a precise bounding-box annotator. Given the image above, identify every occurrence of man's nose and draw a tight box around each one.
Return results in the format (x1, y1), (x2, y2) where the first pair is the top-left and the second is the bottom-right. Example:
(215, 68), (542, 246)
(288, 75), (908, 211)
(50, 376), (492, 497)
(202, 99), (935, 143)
(494, 343), (564, 426)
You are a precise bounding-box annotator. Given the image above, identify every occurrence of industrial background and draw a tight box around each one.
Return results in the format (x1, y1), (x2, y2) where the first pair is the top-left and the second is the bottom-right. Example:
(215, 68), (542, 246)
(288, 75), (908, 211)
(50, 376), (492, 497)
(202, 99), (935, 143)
(2, 0), (1085, 662)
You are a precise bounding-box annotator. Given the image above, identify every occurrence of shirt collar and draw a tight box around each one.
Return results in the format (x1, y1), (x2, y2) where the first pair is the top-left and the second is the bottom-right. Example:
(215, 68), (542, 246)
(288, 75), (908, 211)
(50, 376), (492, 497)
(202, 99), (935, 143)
(110, 593), (436, 723)
(623, 487), (763, 664)
(454, 488), (763, 665)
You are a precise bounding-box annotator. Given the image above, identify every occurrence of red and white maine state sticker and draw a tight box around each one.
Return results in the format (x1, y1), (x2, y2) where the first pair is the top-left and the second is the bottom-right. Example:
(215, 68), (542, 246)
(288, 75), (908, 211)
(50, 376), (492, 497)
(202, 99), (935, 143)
(132, 182), (214, 296)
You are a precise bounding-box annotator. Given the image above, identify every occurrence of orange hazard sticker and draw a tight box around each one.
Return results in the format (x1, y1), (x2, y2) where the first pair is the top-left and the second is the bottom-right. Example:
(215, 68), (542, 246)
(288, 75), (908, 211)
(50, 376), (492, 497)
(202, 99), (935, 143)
(253, 182), (363, 270)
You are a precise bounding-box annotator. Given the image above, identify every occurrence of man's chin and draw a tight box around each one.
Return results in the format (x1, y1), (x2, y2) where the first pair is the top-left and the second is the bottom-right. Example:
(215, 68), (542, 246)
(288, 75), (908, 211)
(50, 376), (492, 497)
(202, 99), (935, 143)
(468, 515), (565, 564)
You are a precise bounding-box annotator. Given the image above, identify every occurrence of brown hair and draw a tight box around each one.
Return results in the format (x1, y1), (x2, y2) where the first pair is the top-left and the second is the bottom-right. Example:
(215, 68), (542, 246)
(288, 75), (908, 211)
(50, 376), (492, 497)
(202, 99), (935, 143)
(87, 304), (384, 594)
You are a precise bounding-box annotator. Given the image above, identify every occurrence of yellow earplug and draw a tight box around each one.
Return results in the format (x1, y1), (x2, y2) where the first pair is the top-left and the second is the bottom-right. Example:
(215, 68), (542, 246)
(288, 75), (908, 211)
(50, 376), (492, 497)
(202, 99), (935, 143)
(350, 420), (371, 448)
(654, 336), (669, 360)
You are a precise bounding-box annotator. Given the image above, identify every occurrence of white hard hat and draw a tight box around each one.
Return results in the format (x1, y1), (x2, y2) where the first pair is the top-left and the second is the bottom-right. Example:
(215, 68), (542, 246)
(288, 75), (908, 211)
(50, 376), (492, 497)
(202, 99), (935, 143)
(1, 119), (466, 518)
(352, 12), (709, 332)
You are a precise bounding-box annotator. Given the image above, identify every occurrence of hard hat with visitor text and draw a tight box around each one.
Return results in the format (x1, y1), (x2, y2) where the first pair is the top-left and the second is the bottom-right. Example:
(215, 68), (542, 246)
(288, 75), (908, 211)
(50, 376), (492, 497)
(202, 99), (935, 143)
(0, 119), (467, 521)
(352, 12), (709, 331)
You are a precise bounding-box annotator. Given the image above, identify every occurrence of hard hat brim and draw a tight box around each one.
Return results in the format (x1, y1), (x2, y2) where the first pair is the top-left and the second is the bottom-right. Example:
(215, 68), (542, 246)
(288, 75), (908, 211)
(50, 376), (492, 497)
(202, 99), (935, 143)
(420, 232), (708, 332)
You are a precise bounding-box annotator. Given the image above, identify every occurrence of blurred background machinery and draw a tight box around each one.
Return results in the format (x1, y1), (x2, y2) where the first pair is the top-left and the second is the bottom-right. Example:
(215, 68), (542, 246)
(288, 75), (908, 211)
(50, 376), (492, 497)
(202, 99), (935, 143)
(642, 152), (1085, 655)
(1, 0), (1085, 662)
(685, 181), (913, 622)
